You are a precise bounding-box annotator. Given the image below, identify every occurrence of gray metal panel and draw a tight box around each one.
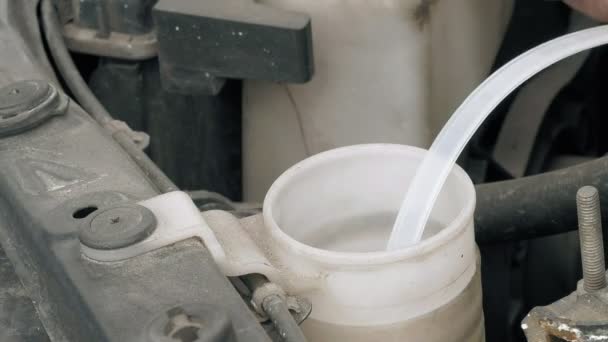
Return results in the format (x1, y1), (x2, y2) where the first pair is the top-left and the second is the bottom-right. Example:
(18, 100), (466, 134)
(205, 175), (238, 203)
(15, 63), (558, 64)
(0, 1), (270, 340)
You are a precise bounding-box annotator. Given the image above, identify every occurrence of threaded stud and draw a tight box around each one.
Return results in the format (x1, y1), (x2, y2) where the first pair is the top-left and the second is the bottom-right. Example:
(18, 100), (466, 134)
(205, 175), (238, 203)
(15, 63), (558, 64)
(577, 186), (607, 292)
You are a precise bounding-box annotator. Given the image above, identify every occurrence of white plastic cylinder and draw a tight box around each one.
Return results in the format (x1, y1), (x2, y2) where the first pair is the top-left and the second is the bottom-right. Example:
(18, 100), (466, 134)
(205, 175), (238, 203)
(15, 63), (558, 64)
(243, 0), (512, 201)
(263, 144), (482, 341)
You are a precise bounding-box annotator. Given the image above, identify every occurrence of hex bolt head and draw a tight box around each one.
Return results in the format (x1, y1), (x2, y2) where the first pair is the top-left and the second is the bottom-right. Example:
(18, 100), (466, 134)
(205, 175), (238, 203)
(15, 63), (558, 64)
(577, 186), (607, 292)
(79, 204), (157, 250)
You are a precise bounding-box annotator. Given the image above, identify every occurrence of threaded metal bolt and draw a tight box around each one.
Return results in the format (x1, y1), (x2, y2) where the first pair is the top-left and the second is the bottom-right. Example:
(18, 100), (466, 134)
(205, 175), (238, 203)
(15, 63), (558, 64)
(577, 186), (607, 292)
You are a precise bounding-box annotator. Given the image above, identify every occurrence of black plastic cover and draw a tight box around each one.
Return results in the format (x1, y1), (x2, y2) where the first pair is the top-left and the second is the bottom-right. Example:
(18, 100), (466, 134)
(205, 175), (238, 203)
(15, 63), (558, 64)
(153, 0), (314, 95)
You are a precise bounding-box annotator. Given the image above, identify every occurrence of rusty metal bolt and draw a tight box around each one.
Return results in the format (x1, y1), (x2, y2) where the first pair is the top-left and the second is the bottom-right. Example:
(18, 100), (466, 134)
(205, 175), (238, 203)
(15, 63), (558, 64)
(577, 186), (607, 292)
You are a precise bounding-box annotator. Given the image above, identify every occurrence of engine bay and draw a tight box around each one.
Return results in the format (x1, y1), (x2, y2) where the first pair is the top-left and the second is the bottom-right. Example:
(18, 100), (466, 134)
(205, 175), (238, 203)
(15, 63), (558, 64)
(2, 1), (608, 341)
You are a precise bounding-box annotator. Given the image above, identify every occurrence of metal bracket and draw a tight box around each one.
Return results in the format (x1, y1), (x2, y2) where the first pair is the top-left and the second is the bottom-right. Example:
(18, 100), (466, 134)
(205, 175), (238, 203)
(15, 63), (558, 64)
(523, 290), (608, 342)
(106, 119), (150, 150)
(80, 191), (227, 263)
(63, 23), (158, 61)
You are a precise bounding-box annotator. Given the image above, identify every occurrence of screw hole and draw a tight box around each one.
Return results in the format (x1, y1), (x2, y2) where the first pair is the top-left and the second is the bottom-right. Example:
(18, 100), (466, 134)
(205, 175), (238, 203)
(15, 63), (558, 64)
(170, 326), (201, 342)
(72, 206), (98, 219)
(164, 308), (204, 342)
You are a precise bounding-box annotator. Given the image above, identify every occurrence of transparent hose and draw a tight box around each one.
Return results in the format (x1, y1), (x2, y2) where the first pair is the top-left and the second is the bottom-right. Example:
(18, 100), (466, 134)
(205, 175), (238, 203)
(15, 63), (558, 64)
(387, 25), (608, 250)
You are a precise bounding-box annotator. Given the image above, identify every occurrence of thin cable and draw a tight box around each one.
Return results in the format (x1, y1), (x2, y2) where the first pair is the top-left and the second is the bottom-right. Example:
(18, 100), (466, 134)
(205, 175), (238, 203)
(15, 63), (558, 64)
(41, 0), (112, 125)
(242, 274), (308, 342)
(263, 295), (308, 342)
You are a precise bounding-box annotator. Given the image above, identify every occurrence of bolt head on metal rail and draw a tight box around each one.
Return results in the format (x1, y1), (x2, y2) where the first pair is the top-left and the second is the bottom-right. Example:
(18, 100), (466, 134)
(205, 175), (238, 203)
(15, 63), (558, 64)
(0, 80), (68, 137)
(79, 204), (157, 250)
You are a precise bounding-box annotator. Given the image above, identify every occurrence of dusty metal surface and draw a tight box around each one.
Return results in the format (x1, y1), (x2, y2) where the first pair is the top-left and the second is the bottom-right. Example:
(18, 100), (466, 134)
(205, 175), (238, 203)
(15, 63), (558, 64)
(0, 244), (50, 342)
(523, 291), (608, 342)
(0, 1), (59, 340)
(0, 0), (271, 340)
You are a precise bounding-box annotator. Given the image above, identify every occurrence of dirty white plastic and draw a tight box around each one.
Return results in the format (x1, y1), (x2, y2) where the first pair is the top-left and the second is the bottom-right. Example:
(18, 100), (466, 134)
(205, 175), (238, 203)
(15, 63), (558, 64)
(242, 0), (512, 201)
(85, 145), (482, 341)
(388, 25), (608, 250)
(261, 144), (482, 341)
(80, 191), (227, 263)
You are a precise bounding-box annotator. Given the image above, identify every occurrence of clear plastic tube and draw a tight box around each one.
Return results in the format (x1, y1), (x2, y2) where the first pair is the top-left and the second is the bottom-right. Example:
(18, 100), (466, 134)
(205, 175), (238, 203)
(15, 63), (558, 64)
(387, 25), (608, 251)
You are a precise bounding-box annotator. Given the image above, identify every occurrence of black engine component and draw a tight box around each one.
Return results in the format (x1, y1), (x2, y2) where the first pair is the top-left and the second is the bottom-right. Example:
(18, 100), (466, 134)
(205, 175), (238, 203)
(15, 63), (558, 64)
(153, 0), (314, 95)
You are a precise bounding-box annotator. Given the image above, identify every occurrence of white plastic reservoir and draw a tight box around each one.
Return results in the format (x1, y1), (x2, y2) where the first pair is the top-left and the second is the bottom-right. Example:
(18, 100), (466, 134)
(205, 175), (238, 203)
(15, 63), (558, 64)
(243, 0), (512, 201)
(262, 144), (482, 341)
(80, 144), (481, 341)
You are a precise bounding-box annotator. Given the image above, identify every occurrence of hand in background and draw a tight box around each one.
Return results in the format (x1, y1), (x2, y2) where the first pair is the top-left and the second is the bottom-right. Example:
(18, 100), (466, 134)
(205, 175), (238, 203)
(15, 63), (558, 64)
(565, 0), (608, 22)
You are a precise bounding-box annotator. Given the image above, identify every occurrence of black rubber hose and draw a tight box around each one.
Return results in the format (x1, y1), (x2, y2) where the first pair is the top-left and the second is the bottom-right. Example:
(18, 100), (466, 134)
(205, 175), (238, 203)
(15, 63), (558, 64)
(41, 0), (178, 194)
(475, 156), (608, 244)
